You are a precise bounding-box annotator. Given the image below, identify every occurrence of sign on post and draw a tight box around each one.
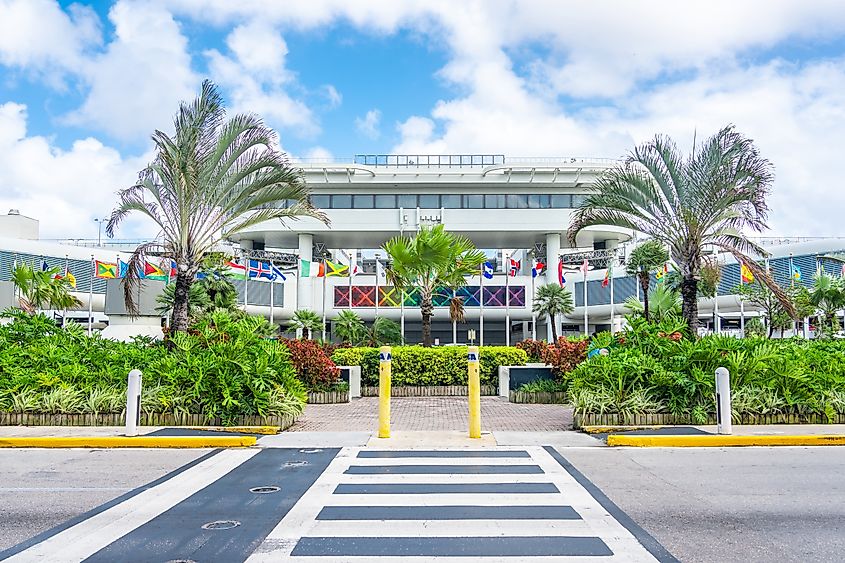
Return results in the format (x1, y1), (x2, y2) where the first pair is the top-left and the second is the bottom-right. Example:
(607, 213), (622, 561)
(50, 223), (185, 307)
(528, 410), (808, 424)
(468, 346), (481, 438)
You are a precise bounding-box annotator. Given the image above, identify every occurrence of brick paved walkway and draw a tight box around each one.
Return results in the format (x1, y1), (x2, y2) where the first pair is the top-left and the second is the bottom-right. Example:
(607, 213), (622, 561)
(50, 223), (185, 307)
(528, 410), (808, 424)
(289, 397), (573, 432)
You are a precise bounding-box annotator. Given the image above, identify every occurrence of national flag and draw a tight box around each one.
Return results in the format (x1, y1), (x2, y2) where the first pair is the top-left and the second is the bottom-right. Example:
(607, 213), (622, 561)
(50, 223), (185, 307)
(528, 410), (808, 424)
(300, 259), (325, 278)
(95, 260), (117, 279)
(117, 259), (129, 278)
(655, 263), (669, 282)
(226, 260), (247, 280)
(602, 266), (612, 288)
(482, 261), (494, 279)
(841, 263), (845, 277)
(558, 259), (566, 286)
(580, 259), (590, 275)
(248, 259), (274, 280)
(740, 263), (754, 283)
(144, 261), (168, 281)
(169, 260), (177, 277)
(41, 259), (49, 272)
(270, 264), (287, 281)
(509, 258), (520, 277)
(531, 260), (545, 278)
(791, 264), (802, 281)
(64, 268), (76, 288)
(326, 259), (349, 277)
(375, 259), (387, 283)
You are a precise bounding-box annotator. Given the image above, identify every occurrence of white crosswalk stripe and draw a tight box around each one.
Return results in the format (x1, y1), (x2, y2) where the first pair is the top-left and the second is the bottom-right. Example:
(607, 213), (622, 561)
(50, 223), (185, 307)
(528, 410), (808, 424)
(247, 446), (660, 562)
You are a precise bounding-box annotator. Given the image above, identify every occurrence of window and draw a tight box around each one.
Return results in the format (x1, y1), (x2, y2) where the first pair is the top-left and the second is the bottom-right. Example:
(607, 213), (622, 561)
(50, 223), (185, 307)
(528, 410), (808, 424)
(311, 195), (330, 209)
(418, 194), (440, 208)
(398, 194), (417, 208)
(571, 194), (587, 207)
(528, 194), (551, 208)
(332, 194), (352, 209)
(353, 194), (374, 209)
(550, 194), (571, 208)
(465, 194), (484, 209)
(441, 194), (461, 208)
(506, 194), (528, 209)
(484, 194), (505, 208)
(374, 195), (396, 209)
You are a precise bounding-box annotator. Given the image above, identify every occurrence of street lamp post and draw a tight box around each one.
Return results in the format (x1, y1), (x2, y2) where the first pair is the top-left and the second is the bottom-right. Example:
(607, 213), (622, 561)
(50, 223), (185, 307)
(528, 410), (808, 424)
(93, 218), (108, 247)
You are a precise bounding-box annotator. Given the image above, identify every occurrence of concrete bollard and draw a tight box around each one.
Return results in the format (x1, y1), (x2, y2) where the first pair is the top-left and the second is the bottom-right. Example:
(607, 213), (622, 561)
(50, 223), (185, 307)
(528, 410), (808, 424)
(378, 346), (392, 438)
(468, 346), (481, 438)
(715, 367), (732, 435)
(125, 369), (142, 437)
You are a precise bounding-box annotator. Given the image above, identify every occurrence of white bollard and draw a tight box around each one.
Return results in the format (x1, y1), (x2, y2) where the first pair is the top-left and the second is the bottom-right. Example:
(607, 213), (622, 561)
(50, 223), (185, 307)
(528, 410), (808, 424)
(125, 369), (143, 437)
(715, 367), (732, 435)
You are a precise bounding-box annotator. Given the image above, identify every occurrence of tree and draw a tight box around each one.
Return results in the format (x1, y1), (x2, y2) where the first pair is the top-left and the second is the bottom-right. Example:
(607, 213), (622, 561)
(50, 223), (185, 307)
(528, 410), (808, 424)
(155, 282), (211, 320)
(532, 283), (574, 342)
(368, 316), (403, 346)
(11, 263), (82, 314)
(624, 285), (681, 322)
(382, 224), (486, 347)
(570, 125), (792, 335)
(736, 281), (795, 338)
(106, 80), (326, 334)
(288, 309), (323, 340)
(625, 240), (668, 321)
(807, 272), (845, 337)
(334, 310), (367, 346)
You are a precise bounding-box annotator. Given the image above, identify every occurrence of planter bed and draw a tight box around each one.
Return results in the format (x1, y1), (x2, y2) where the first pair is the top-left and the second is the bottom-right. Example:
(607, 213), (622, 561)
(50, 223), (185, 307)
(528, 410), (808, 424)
(307, 390), (350, 404)
(574, 412), (845, 428)
(509, 391), (567, 404)
(0, 412), (298, 429)
(361, 385), (497, 397)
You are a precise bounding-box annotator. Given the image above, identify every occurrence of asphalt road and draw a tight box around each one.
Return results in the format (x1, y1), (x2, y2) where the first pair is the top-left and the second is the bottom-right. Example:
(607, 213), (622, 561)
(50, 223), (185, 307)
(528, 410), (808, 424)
(2, 445), (845, 561)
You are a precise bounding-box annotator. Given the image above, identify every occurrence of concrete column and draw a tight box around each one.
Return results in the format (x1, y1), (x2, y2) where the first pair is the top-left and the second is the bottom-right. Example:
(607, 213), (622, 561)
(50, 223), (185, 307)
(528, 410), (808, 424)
(298, 233), (313, 312)
(545, 233), (561, 342)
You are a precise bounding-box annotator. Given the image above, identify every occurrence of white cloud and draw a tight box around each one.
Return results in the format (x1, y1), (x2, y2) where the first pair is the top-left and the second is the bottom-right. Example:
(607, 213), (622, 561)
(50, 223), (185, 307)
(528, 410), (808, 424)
(65, 0), (199, 140)
(0, 102), (154, 239)
(322, 85), (342, 109)
(355, 109), (382, 139)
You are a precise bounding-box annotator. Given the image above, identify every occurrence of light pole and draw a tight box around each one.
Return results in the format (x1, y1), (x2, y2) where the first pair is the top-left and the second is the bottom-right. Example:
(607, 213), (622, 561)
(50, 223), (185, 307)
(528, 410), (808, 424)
(93, 218), (108, 247)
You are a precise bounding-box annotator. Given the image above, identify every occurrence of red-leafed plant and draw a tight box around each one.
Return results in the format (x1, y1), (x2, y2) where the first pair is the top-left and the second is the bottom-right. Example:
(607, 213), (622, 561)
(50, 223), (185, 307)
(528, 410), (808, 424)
(515, 339), (550, 362)
(282, 338), (340, 390)
(544, 337), (589, 376)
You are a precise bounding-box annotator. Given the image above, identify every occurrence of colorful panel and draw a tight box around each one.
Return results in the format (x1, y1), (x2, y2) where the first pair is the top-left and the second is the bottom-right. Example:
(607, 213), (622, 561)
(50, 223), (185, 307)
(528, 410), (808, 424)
(352, 285), (376, 307)
(432, 289), (452, 307)
(378, 286), (401, 307)
(484, 286), (506, 306)
(335, 285), (525, 307)
(334, 286), (350, 307)
(457, 285), (481, 307)
(508, 286), (526, 307)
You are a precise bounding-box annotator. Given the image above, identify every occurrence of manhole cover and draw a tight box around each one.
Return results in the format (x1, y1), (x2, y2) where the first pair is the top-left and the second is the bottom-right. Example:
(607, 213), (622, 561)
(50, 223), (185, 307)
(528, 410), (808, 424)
(250, 486), (281, 494)
(283, 460), (309, 468)
(300, 448), (323, 453)
(201, 520), (241, 530)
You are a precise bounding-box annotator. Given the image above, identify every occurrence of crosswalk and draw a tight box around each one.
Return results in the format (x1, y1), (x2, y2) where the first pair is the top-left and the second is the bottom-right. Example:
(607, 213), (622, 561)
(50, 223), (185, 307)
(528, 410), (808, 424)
(4, 446), (671, 562)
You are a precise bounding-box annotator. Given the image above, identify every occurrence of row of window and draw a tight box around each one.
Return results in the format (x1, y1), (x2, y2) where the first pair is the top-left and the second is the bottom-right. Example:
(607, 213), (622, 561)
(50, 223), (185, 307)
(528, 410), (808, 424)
(307, 193), (588, 210)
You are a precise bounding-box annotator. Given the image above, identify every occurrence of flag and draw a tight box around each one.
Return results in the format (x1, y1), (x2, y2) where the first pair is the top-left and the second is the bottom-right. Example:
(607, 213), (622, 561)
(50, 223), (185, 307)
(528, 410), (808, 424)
(841, 263), (845, 277)
(226, 260), (247, 280)
(602, 266), (612, 288)
(740, 263), (754, 283)
(531, 260), (545, 278)
(95, 260), (117, 279)
(169, 260), (177, 278)
(270, 264), (287, 281)
(376, 259), (387, 283)
(64, 268), (76, 288)
(655, 263), (669, 282)
(482, 261), (494, 279)
(117, 259), (129, 278)
(580, 259), (590, 275)
(144, 261), (168, 281)
(791, 264), (802, 281)
(300, 259), (325, 278)
(248, 260), (274, 280)
(41, 259), (49, 272)
(558, 259), (566, 286)
(326, 259), (349, 277)
(509, 258), (520, 277)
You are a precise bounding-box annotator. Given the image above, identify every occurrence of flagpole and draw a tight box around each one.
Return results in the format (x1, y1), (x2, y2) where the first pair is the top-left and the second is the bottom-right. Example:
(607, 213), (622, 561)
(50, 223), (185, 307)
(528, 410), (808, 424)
(374, 254), (380, 317)
(505, 253), (510, 347)
(400, 288), (405, 342)
(452, 288), (457, 344)
(479, 269), (485, 347)
(87, 255), (94, 336)
(714, 288), (720, 335)
(244, 263), (249, 314)
(789, 253), (796, 336)
(321, 258), (327, 341)
(609, 265), (614, 333)
(583, 268), (588, 337)
(269, 276), (275, 325)
(62, 254), (69, 328)
(531, 262), (537, 341)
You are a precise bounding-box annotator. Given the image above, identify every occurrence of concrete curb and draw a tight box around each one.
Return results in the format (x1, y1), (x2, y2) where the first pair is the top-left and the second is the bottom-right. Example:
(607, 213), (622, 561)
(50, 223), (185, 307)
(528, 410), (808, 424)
(581, 425), (667, 434)
(0, 436), (257, 448)
(607, 434), (845, 447)
(184, 426), (280, 435)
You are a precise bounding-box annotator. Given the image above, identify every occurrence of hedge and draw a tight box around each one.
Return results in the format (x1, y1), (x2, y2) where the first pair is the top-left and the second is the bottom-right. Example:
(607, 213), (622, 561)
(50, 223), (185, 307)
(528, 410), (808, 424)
(331, 346), (527, 387)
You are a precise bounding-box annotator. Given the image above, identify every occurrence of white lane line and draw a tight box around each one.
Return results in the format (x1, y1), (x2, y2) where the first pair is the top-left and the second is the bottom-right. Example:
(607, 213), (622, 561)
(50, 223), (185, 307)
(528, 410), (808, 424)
(282, 557), (623, 563)
(343, 457), (540, 466)
(320, 493), (568, 506)
(301, 519), (598, 537)
(6, 448), (258, 563)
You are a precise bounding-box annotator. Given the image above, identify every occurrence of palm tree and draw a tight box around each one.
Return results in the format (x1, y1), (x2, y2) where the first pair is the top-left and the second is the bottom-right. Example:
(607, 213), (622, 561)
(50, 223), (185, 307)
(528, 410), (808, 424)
(11, 263), (82, 314)
(625, 240), (668, 321)
(382, 224), (486, 347)
(532, 283), (574, 342)
(155, 282), (210, 320)
(570, 125), (792, 335)
(334, 309), (367, 345)
(288, 309), (323, 340)
(106, 80), (327, 333)
(368, 316), (403, 346)
(624, 285), (681, 322)
(808, 272), (845, 336)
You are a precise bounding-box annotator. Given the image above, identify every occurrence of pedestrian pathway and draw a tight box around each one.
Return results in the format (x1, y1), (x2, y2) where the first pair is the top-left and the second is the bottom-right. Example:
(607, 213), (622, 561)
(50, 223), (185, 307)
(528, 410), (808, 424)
(2, 446), (672, 562)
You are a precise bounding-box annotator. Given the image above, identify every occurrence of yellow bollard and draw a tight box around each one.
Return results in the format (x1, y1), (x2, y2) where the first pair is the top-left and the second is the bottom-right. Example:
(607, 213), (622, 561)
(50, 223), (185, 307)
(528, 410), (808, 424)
(468, 345), (481, 438)
(378, 346), (392, 438)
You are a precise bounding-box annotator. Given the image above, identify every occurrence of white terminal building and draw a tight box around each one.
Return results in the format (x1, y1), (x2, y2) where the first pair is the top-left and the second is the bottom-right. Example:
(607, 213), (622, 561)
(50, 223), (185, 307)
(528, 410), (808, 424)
(1, 154), (844, 342)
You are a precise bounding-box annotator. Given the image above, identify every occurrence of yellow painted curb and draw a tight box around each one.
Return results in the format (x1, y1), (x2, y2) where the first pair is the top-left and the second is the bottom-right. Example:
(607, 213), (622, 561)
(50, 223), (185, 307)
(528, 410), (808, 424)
(581, 425), (667, 434)
(185, 426), (281, 435)
(0, 436), (257, 448)
(606, 434), (845, 447)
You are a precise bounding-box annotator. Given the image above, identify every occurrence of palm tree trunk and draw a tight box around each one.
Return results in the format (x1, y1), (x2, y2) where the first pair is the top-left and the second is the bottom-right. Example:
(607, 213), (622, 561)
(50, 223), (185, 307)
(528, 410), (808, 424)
(420, 291), (434, 347)
(680, 274), (699, 336)
(549, 313), (558, 342)
(171, 271), (192, 333)
(639, 272), (651, 322)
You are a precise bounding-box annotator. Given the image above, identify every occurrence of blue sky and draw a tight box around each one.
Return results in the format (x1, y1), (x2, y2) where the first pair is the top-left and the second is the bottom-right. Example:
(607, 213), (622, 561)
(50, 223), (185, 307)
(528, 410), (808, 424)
(1, 0), (845, 238)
